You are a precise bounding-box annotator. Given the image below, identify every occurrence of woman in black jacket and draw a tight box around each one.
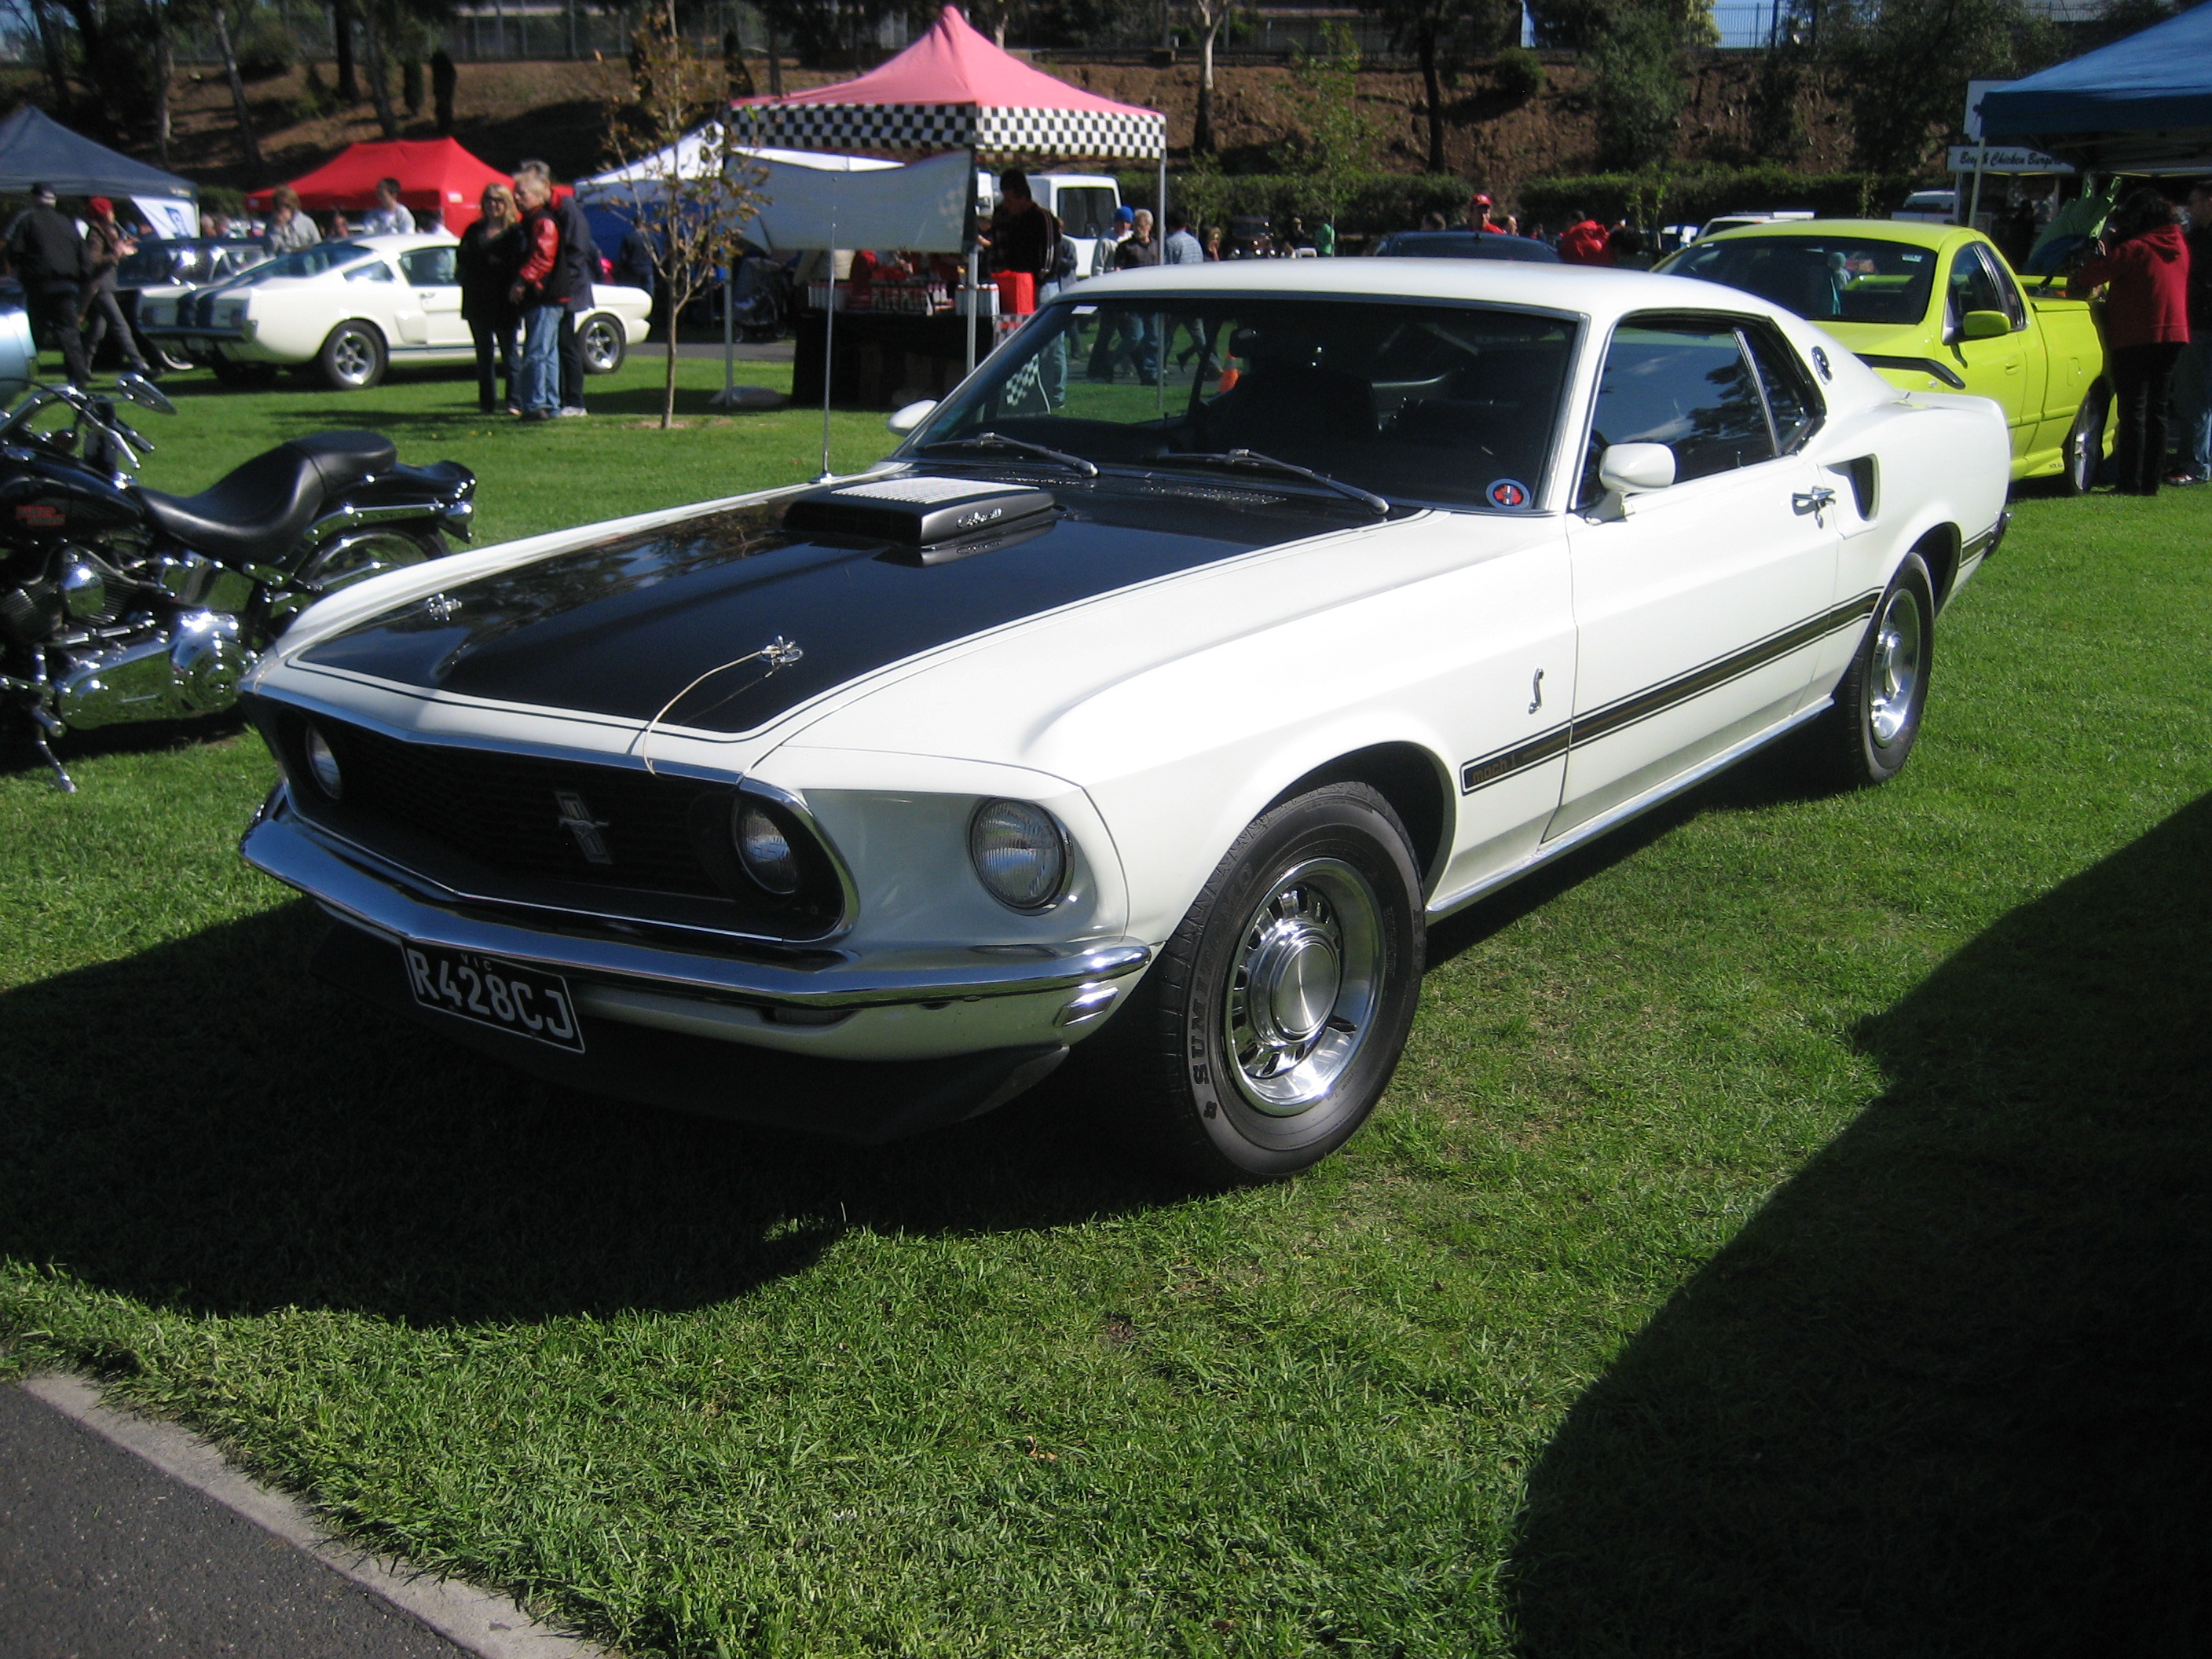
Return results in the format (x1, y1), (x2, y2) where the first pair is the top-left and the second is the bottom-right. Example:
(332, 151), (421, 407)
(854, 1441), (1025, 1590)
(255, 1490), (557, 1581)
(457, 183), (520, 414)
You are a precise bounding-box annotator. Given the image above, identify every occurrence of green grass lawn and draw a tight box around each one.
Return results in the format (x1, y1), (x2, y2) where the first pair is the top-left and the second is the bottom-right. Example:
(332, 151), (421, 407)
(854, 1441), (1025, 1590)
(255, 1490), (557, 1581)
(130, 351), (898, 544)
(2, 426), (2208, 1656)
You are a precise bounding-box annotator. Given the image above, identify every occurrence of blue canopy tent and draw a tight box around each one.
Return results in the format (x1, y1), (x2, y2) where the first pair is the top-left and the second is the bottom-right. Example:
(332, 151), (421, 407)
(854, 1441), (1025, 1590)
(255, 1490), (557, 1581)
(1979, 3), (2212, 173)
(0, 106), (198, 236)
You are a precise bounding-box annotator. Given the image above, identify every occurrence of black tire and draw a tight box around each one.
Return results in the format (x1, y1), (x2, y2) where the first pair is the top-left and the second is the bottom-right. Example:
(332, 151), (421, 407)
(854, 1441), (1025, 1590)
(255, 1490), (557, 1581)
(1818, 550), (1935, 788)
(317, 320), (387, 390)
(208, 351), (278, 387)
(2060, 381), (2107, 496)
(1108, 782), (1426, 1182)
(578, 312), (627, 374)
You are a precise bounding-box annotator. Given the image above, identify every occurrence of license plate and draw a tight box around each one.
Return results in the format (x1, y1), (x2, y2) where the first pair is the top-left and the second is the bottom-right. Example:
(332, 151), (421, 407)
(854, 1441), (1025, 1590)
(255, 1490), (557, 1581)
(402, 943), (585, 1052)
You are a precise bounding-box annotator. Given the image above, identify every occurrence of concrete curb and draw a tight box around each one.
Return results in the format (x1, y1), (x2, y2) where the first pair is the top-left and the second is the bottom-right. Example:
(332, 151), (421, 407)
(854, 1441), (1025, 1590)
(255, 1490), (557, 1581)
(18, 1375), (615, 1659)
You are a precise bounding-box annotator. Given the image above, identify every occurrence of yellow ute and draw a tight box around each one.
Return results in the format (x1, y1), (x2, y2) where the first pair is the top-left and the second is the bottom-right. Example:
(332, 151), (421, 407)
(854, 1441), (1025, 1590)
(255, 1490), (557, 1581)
(1658, 218), (2110, 492)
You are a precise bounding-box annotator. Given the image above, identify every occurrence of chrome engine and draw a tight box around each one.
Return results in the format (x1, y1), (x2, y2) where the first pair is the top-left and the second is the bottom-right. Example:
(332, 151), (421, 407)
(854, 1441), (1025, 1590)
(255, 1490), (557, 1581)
(49, 610), (250, 728)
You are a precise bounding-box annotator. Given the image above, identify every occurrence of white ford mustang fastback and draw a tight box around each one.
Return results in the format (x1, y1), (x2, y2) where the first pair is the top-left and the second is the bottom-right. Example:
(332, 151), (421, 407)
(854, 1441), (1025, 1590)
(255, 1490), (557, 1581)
(137, 232), (651, 390)
(238, 260), (2009, 1178)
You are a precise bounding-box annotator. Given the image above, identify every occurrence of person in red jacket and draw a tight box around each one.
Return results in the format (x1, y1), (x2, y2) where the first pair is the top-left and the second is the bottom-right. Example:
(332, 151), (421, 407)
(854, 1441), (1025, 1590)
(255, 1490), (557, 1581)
(2071, 185), (2192, 495)
(1558, 213), (1614, 266)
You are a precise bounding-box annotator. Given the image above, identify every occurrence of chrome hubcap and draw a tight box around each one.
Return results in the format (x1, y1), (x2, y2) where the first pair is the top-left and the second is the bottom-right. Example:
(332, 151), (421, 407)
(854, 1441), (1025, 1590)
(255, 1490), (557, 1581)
(1224, 857), (1382, 1115)
(335, 333), (372, 379)
(584, 324), (619, 368)
(1868, 587), (1923, 747)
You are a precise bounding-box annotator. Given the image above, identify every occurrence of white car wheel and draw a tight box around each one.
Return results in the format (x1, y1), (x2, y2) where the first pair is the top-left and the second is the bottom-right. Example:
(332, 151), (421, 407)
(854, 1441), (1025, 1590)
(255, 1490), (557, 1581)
(318, 320), (388, 391)
(579, 313), (626, 375)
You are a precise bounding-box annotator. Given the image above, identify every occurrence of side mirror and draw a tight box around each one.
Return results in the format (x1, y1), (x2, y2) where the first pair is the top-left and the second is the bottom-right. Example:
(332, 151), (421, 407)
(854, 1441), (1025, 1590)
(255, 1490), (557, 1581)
(1599, 442), (1675, 494)
(1960, 309), (2011, 341)
(886, 399), (937, 436)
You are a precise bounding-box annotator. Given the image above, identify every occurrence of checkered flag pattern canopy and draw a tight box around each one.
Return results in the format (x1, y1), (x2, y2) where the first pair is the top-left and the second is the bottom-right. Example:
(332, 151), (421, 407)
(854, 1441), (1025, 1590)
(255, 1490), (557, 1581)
(732, 5), (1166, 162)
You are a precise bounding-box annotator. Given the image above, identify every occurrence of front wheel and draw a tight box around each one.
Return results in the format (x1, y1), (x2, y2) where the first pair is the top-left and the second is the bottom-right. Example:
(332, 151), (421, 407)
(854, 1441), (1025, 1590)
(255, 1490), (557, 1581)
(318, 320), (387, 390)
(578, 312), (626, 374)
(1817, 551), (1935, 788)
(2060, 382), (2107, 496)
(1110, 782), (1426, 1181)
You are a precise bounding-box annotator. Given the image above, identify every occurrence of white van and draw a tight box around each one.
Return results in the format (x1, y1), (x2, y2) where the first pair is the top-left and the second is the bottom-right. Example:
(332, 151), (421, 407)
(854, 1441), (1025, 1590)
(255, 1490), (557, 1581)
(974, 170), (1123, 282)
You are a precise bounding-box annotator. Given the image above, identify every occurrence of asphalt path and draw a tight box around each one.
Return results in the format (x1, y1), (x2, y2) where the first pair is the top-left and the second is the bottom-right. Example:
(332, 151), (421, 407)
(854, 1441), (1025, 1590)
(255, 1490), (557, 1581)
(0, 1383), (471, 1658)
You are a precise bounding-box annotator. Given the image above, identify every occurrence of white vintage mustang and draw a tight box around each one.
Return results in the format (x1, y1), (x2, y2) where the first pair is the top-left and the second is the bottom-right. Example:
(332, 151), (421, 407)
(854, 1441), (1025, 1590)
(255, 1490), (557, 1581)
(237, 261), (2009, 1178)
(136, 232), (651, 391)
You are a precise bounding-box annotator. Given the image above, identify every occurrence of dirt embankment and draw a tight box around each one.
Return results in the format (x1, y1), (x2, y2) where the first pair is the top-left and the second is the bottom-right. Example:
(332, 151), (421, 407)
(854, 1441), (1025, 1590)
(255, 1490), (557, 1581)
(5, 52), (1854, 200)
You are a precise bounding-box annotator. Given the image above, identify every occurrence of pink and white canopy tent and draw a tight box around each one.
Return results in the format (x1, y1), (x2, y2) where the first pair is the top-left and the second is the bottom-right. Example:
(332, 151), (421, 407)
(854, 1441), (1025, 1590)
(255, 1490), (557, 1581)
(731, 5), (1166, 168)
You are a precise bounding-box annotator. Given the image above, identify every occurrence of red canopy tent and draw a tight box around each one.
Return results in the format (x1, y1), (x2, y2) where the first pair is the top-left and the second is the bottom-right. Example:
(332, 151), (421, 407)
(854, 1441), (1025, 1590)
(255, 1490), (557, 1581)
(246, 138), (513, 233)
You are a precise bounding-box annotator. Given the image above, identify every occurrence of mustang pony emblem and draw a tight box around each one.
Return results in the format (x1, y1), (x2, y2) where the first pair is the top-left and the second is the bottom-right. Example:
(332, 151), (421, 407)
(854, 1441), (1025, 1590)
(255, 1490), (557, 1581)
(555, 790), (613, 864)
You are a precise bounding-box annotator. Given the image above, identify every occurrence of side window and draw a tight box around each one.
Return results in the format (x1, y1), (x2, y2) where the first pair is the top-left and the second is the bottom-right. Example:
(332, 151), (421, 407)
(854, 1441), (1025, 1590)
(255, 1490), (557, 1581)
(1946, 247), (2007, 332)
(1742, 326), (1820, 453)
(1057, 188), (1115, 240)
(399, 247), (456, 285)
(344, 259), (397, 284)
(1975, 244), (2027, 329)
(1582, 321), (1776, 505)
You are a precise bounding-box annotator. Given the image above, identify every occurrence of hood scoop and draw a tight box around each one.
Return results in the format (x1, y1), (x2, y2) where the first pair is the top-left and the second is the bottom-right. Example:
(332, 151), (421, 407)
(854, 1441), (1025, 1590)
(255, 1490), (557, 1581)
(784, 475), (1057, 562)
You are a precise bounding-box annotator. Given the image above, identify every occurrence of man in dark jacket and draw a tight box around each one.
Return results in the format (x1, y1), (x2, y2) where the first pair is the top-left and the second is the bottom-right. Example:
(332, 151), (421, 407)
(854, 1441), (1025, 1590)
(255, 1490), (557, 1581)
(6, 185), (91, 384)
(520, 160), (600, 418)
(2169, 178), (2212, 485)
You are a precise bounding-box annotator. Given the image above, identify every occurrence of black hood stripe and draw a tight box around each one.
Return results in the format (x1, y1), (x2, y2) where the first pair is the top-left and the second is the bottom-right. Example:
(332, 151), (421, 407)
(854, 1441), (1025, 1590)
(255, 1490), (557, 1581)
(298, 482), (1357, 737)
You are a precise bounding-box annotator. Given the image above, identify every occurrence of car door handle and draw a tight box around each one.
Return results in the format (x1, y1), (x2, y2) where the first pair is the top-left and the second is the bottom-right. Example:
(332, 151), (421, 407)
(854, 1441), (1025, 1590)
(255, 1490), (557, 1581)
(1793, 487), (1837, 515)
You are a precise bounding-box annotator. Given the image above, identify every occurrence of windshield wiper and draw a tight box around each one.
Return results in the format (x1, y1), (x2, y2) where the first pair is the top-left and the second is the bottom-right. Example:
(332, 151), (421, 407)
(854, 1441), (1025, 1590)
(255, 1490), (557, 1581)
(917, 433), (1098, 477)
(1155, 449), (1390, 515)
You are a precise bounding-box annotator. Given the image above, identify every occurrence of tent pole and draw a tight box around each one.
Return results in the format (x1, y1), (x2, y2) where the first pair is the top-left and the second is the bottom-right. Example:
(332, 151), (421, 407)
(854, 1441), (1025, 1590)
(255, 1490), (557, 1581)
(965, 146), (980, 379)
(1967, 150), (1987, 234)
(1157, 150), (1166, 243)
(723, 262), (735, 397)
(818, 197), (839, 481)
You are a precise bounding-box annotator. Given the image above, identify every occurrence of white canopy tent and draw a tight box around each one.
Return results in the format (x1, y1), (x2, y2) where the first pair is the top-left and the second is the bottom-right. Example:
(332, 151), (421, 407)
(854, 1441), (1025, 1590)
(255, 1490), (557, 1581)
(579, 137), (970, 254)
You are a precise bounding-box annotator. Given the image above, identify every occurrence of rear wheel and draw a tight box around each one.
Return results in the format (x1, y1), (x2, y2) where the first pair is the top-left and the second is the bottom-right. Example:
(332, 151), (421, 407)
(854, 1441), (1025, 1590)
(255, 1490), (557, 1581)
(2060, 382), (2107, 496)
(1109, 782), (1426, 1182)
(579, 312), (627, 374)
(300, 527), (447, 592)
(317, 320), (387, 390)
(1817, 551), (1934, 788)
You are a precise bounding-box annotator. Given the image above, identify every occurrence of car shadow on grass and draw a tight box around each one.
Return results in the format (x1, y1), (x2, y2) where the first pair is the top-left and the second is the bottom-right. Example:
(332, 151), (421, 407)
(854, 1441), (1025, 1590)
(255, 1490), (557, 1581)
(0, 901), (1198, 1334)
(1502, 791), (2212, 1657)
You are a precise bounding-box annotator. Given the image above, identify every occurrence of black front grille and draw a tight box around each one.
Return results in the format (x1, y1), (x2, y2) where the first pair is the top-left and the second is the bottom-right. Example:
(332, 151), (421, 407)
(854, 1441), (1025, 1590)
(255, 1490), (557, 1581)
(323, 717), (724, 895)
(253, 701), (848, 940)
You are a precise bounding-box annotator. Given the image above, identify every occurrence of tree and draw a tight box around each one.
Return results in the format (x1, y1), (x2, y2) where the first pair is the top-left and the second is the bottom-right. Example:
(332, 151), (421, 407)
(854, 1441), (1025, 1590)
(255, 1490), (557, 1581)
(1828, 0), (2053, 174)
(1280, 25), (1379, 228)
(1180, 0), (1234, 156)
(208, 0), (266, 180)
(1364, 0), (1515, 174)
(599, 13), (768, 429)
(1589, 4), (1687, 170)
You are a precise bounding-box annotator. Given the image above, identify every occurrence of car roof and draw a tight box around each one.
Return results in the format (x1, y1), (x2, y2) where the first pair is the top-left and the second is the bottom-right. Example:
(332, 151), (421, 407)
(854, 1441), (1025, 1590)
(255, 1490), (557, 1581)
(1690, 217), (1976, 253)
(1375, 231), (1561, 262)
(337, 231), (459, 253)
(1075, 258), (1800, 329)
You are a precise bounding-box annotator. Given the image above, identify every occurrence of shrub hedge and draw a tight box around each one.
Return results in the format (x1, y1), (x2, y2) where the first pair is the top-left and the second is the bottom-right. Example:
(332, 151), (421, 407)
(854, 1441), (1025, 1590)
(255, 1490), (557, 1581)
(1108, 167), (1939, 237)
(1516, 168), (1935, 229)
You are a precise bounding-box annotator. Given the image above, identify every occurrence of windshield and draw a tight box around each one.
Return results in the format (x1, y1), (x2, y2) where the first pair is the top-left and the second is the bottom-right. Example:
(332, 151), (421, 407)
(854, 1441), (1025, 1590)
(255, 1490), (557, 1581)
(222, 241), (379, 287)
(906, 295), (1577, 511)
(1663, 234), (1938, 326)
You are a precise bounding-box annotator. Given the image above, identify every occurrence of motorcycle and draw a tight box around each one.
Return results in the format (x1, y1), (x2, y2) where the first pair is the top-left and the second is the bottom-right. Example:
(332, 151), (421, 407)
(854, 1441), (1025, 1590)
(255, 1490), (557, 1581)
(0, 369), (474, 792)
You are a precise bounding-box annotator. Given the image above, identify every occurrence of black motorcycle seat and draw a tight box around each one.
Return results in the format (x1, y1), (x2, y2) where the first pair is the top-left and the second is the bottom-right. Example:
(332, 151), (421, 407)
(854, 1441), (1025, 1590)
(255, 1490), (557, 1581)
(137, 431), (398, 569)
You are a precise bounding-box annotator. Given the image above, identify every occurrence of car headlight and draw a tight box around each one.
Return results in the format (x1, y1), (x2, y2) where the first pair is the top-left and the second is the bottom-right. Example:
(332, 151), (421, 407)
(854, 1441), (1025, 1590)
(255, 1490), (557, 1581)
(303, 724), (342, 799)
(734, 802), (800, 894)
(969, 799), (1068, 910)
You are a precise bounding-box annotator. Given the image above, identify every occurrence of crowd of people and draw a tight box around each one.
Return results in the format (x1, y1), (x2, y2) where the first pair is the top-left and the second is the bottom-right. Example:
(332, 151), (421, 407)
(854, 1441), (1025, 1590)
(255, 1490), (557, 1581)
(2, 183), (150, 385)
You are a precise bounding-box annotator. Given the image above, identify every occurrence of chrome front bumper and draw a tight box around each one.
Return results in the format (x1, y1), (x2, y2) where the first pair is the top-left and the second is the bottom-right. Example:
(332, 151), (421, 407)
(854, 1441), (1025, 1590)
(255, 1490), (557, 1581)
(241, 789), (1152, 1061)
